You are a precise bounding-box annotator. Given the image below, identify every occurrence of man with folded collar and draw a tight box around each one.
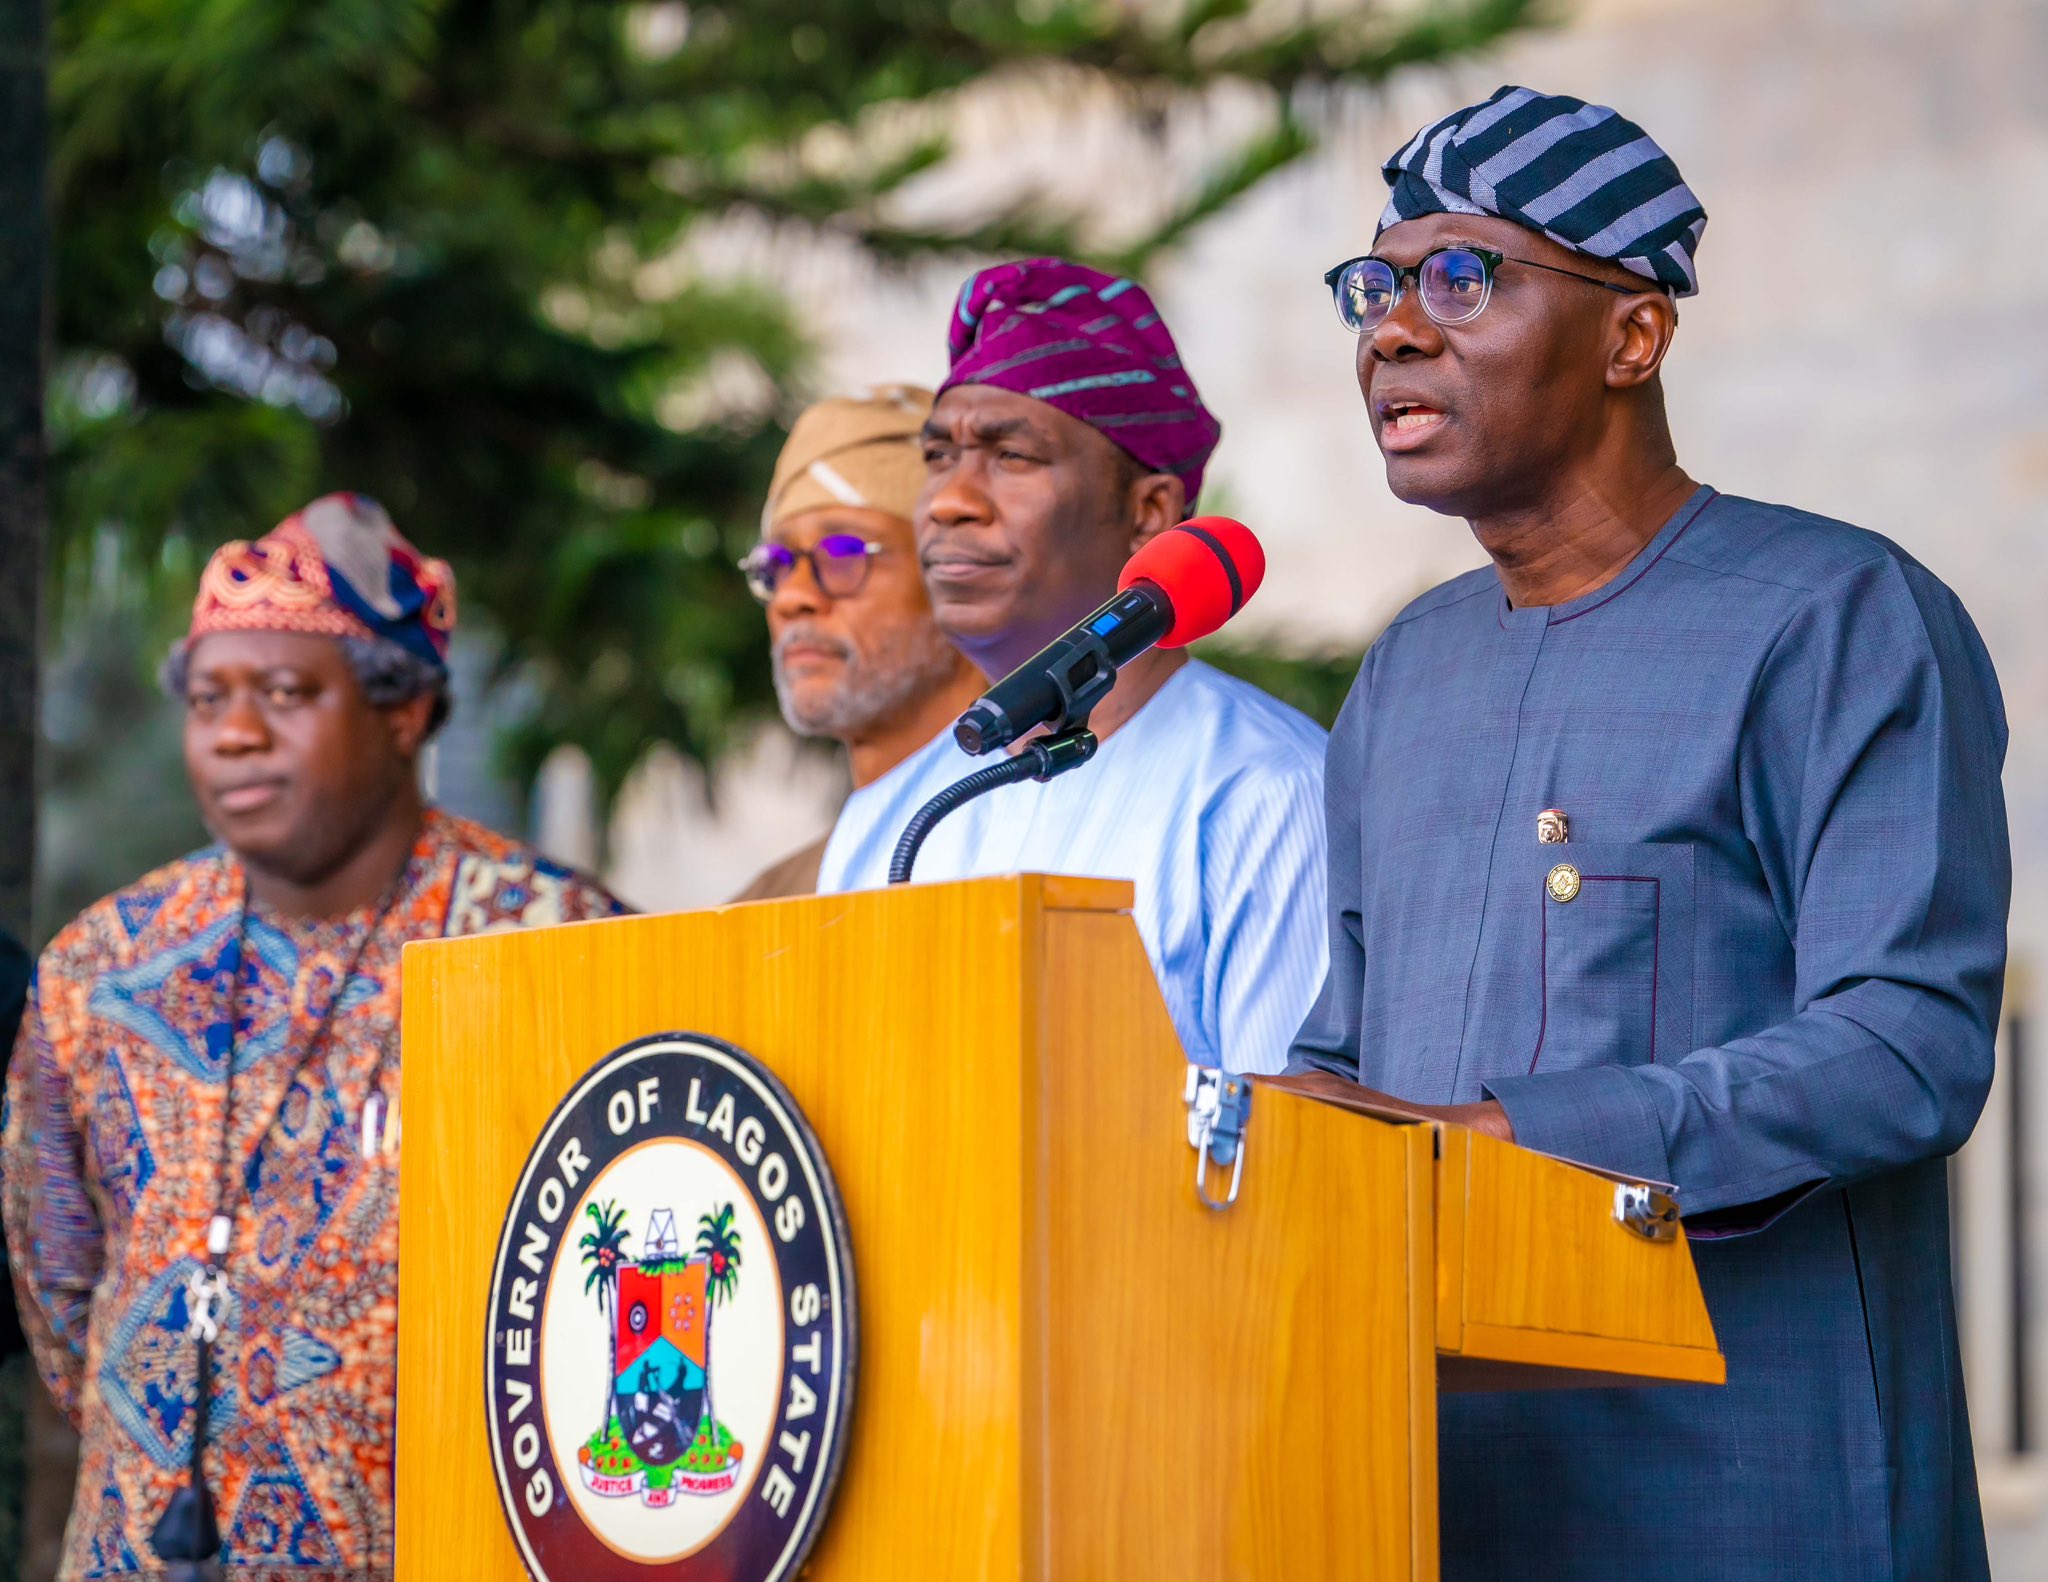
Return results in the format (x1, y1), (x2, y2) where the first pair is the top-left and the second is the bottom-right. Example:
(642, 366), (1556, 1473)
(815, 259), (1329, 1077)
(1288, 87), (2007, 1580)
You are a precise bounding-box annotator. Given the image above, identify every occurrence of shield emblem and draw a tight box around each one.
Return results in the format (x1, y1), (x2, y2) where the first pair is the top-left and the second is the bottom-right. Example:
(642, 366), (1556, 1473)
(613, 1259), (711, 1467)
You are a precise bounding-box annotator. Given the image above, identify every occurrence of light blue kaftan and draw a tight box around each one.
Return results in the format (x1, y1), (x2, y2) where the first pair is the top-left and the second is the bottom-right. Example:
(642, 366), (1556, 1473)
(819, 659), (1328, 1075)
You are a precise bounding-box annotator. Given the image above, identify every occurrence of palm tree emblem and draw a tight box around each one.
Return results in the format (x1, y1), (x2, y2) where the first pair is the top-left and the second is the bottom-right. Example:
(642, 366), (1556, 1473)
(579, 1200), (631, 1425)
(696, 1204), (741, 1303)
(694, 1204), (742, 1430)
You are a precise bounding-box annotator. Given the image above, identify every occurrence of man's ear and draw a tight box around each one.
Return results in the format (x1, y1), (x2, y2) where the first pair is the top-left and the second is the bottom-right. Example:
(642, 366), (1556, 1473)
(383, 691), (440, 761)
(1126, 471), (1186, 554)
(1607, 289), (1678, 391)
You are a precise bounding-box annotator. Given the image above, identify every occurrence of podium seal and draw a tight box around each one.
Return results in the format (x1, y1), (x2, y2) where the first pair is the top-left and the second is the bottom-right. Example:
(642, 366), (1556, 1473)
(484, 1034), (856, 1580)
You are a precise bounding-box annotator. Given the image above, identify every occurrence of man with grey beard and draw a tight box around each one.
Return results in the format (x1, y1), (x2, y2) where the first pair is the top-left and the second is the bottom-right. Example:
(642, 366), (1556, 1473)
(732, 385), (982, 899)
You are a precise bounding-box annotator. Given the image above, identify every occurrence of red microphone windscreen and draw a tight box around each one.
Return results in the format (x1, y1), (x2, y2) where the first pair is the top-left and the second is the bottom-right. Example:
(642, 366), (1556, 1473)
(1117, 517), (1266, 648)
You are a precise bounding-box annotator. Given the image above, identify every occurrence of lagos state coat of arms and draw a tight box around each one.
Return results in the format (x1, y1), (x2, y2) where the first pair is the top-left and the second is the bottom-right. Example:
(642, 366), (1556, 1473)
(576, 1201), (745, 1501)
(484, 1035), (856, 1581)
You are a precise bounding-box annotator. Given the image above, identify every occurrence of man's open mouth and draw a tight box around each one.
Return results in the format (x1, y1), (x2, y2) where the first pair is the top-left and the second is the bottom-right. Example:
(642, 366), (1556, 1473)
(1380, 399), (1446, 432)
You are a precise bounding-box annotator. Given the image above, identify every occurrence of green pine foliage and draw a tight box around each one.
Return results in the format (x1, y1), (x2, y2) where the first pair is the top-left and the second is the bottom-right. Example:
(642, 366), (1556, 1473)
(49, 0), (1541, 816)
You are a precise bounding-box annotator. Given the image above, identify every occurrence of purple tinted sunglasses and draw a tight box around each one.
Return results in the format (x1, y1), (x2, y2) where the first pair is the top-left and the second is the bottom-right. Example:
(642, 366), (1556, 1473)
(739, 533), (882, 604)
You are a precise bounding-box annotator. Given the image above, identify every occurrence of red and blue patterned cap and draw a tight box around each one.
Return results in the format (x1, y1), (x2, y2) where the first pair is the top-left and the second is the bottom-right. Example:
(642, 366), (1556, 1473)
(188, 493), (457, 669)
(941, 259), (1221, 509)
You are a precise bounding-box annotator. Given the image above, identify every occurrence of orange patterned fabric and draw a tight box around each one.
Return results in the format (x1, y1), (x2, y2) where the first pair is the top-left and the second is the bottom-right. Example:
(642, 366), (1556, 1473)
(2, 810), (621, 1580)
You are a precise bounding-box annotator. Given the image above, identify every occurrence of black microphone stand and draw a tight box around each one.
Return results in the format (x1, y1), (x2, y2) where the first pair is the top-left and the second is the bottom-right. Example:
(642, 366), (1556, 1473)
(887, 723), (1099, 885)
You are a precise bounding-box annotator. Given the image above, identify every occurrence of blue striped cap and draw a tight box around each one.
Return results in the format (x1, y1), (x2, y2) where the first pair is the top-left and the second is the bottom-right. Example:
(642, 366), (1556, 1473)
(1378, 86), (1706, 298)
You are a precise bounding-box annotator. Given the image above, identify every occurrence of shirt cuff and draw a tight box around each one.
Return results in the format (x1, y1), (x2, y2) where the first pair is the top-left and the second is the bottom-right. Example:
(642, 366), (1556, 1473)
(1483, 1066), (1829, 1238)
(1281, 1050), (1358, 1081)
(1482, 1065), (1672, 1188)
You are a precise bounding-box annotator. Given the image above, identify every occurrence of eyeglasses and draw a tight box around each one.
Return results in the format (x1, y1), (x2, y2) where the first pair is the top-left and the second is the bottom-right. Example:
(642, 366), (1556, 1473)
(739, 534), (883, 603)
(1323, 246), (1645, 334)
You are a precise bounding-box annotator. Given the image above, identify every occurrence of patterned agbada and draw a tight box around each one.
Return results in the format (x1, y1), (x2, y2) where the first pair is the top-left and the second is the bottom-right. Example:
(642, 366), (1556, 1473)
(3, 810), (620, 1581)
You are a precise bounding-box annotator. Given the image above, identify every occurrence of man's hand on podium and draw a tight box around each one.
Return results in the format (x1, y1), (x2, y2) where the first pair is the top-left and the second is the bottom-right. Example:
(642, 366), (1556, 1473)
(1259, 1071), (1516, 1143)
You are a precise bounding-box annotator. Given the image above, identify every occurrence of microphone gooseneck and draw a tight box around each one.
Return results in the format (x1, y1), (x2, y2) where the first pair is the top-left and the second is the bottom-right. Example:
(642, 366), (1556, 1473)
(888, 728), (1099, 885)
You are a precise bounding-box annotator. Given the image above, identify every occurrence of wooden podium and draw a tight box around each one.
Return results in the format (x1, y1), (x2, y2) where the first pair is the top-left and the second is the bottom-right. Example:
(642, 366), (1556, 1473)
(396, 875), (1721, 1580)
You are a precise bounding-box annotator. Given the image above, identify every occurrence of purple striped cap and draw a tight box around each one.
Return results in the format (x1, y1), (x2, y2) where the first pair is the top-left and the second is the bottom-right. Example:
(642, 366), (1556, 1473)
(941, 259), (1221, 509)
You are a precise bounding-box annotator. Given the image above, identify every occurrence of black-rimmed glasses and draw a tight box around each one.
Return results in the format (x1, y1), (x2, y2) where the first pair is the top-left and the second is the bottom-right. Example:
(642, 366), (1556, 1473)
(1323, 246), (1646, 333)
(740, 534), (883, 603)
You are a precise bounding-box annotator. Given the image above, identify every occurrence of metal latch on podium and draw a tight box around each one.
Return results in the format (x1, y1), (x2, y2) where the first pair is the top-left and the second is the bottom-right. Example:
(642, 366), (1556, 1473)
(1184, 1067), (1251, 1210)
(1613, 1182), (1680, 1241)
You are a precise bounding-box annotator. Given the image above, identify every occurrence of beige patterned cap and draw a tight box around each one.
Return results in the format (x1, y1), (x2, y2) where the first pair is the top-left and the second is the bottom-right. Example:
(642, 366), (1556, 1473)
(764, 384), (933, 533)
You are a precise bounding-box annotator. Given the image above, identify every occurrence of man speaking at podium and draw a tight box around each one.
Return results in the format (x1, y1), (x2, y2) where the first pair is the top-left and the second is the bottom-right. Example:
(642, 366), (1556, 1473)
(1289, 89), (2008, 1580)
(3, 497), (619, 1579)
(817, 260), (1329, 1076)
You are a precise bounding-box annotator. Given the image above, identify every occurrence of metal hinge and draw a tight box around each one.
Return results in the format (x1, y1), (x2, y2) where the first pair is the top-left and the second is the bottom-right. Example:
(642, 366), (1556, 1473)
(1613, 1182), (1681, 1242)
(1184, 1066), (1252, 1211)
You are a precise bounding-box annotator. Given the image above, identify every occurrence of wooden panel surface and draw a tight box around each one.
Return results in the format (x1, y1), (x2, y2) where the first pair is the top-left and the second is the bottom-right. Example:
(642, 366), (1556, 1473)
(398, 877), (1072, 1579)
(1435, 1127), (1469, 1357)
(1030, 906), (1437, 1582)
(399, 872), (1719, 1579)
(1438, 1125), (1723, 1386)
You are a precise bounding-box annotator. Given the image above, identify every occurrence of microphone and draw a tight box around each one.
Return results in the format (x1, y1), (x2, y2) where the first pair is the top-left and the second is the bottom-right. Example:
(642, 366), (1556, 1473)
(952, 517), (1266, 755)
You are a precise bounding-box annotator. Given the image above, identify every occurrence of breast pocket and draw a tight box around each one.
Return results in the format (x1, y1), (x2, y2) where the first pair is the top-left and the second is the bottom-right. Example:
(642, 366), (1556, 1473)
(1530, 841), (1696, 1073)
(1360, 834), (1497, 1085)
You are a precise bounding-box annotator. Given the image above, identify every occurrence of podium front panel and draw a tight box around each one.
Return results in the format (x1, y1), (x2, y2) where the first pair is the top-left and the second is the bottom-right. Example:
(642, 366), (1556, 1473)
(399, 877), (1448, 1579)
(399, 882), (1047, 1578)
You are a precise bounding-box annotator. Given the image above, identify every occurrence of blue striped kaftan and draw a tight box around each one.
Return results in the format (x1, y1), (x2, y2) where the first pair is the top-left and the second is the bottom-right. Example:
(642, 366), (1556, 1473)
(1292, 486), (2009, 1581)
